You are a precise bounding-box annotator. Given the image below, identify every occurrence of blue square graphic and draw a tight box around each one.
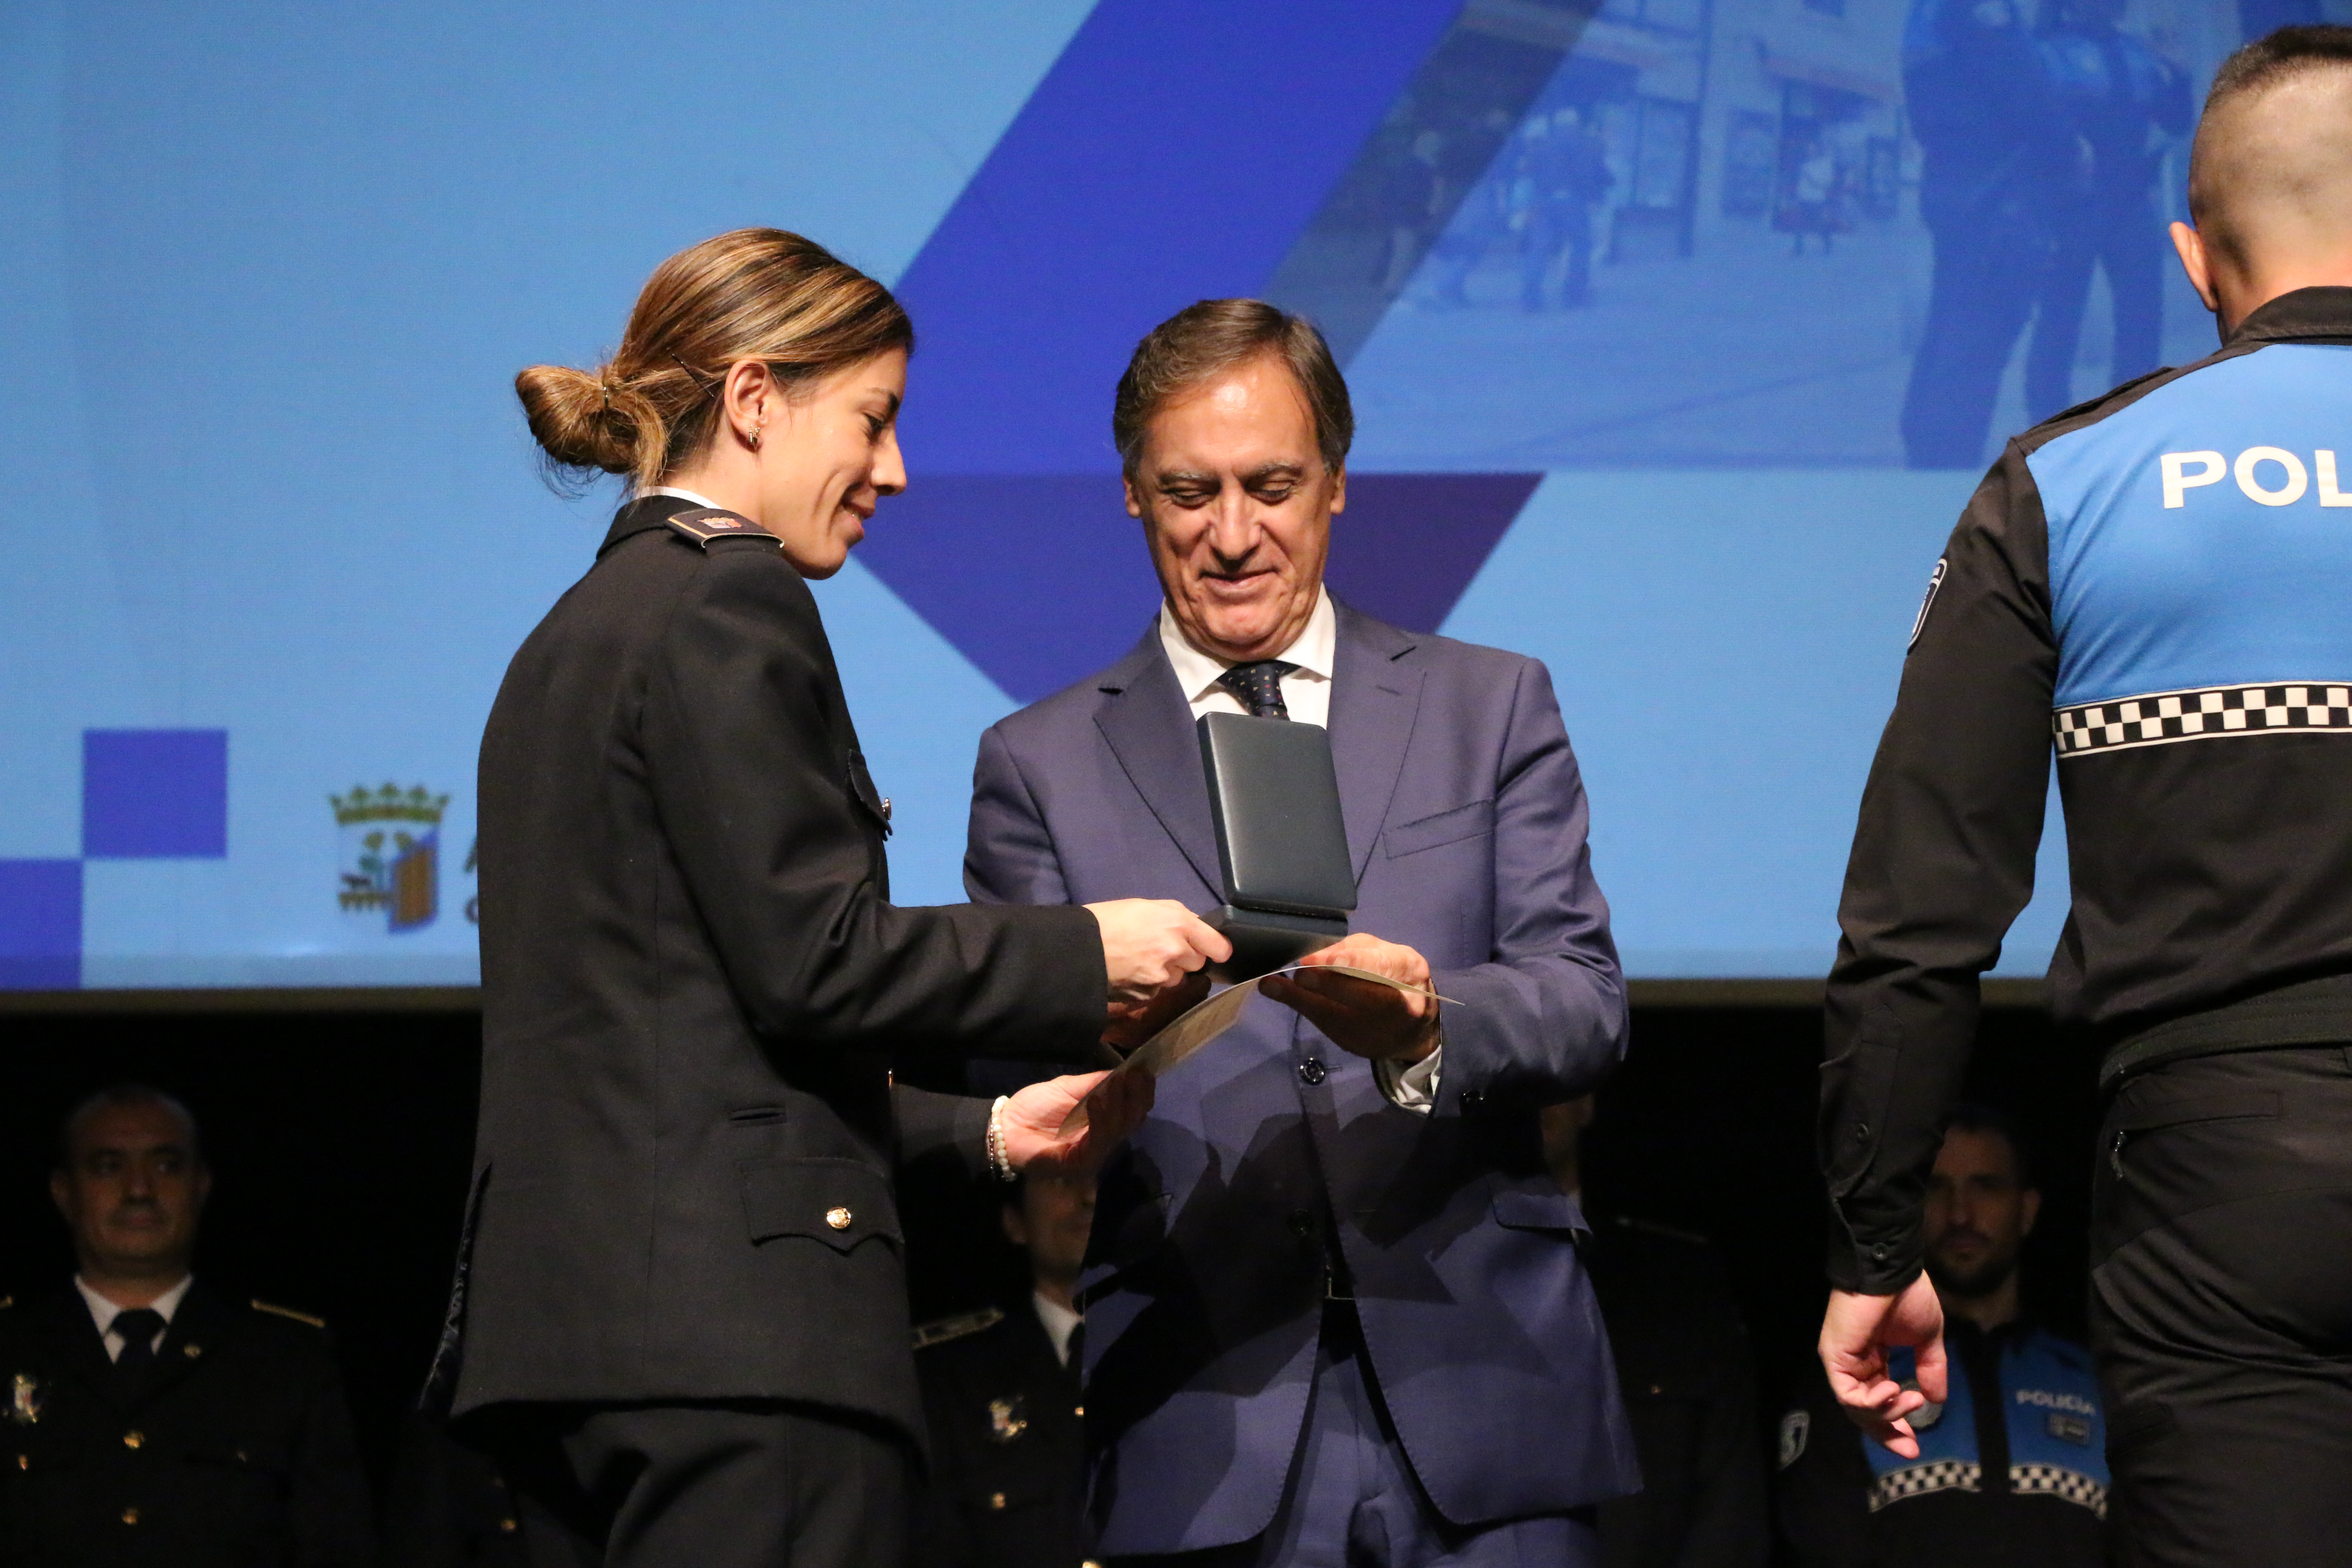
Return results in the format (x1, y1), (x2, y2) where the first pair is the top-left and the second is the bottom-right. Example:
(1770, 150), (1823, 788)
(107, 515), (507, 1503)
(0, 860), (82, 990)
(83, 729), (229, 858)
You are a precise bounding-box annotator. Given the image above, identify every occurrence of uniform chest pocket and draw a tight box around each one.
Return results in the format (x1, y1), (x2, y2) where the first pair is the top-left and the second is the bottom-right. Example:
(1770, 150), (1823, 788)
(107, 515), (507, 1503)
(1384, 799), (1495, 858)
(739, 1158), (902, 1253)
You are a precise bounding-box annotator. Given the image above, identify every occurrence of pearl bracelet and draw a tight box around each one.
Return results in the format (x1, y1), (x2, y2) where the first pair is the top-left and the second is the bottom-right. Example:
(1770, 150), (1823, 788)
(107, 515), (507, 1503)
(986, 1094), (1016, 1182)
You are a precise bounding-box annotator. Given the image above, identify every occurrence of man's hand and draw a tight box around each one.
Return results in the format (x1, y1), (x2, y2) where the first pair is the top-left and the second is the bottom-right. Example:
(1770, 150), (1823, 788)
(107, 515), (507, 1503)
(1000, 1069), (1155, 1174)
(1819, 1276), (1948, 1458)
(1259, 933), (1439, 1063)
(1086, 899), (1230, 1007)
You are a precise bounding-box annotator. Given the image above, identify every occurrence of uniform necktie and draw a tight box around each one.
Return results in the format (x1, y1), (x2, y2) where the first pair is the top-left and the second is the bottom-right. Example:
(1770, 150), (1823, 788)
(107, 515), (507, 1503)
(110, 1307), (165, 1400)
(1217, 660), (1298, 720)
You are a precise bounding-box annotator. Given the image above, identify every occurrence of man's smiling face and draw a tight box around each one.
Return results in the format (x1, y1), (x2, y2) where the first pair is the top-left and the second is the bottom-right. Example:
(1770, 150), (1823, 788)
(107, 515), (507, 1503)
(1127, 353), (1342, 662)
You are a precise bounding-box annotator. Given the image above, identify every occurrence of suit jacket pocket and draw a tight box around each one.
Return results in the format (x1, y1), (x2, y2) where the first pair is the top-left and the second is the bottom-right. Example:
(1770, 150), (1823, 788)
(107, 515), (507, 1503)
(1384, 799), (1495, 858)
(739, 1158), (901, 1253)
(1491, 1188), (1591, 1236)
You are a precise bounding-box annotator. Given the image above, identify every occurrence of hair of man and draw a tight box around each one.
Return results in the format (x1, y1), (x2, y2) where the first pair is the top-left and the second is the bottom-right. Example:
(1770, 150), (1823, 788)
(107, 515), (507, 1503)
(515, 227), (914, 496)
(56, 1081), (204, 1173)
(1112, 298), (1354, 481)
(2187, 25), (2352, 276)
(1938, 1099), (2033, 1190)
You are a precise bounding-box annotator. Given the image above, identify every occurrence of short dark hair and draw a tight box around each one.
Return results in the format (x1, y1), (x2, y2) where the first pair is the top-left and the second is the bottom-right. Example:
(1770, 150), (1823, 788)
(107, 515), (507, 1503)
(1112, 299), (1354, 480)
(1940, 1101), (2033, 1187)
(56, 1083), (204, 1172)
(2206, 23), (2352, 113)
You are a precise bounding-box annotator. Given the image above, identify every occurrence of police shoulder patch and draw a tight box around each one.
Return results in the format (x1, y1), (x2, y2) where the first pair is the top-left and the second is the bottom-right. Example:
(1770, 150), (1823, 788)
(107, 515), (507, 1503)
(250, 1298), (327, 1330)
(664, 507), (780, 550)
(913, 1306), (1004, 1351)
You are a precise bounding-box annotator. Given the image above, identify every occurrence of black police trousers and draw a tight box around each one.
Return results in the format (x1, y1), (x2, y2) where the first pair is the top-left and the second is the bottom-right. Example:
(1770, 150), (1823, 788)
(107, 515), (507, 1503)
(2092, 1045), (2352, 1568)
(486, 1400), (914, 1568)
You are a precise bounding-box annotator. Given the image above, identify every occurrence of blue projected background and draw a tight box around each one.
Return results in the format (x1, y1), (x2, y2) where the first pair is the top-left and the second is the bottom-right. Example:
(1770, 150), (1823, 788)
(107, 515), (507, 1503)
(0, 0), (2297, 990)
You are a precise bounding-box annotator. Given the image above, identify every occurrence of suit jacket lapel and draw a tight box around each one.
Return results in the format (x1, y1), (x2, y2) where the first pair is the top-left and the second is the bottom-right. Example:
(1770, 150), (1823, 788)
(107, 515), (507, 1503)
(141, 1283), (224, 1405)
(1327, 603), (1424, 881)
(30, 1286), (131, 1411)
(1093, 628), (1224, 895)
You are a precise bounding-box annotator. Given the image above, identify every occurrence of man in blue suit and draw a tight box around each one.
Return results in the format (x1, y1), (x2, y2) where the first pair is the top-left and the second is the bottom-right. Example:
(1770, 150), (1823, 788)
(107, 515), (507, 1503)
(964, 299), (1638, 1565)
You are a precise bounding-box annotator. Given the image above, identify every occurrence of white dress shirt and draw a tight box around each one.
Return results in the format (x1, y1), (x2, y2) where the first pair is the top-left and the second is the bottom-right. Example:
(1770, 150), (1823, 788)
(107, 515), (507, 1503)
(1155, 589), (1442, 1111)
(77, 1273), (192, 1361)
(1033, 1291), (1082, 1369)
(648, 485), (725, 510)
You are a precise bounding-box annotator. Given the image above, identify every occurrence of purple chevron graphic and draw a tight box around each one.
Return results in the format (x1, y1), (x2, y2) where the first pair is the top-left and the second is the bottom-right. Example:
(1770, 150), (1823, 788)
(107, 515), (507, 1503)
(861, 0), (1544, 700)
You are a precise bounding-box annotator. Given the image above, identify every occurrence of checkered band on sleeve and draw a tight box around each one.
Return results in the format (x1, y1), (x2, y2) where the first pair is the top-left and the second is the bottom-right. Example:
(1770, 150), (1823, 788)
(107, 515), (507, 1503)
(1866, 1459), (1981, 1513)
(2054, 682), (2352, 756)
(2010, 1463), (2109, 1519)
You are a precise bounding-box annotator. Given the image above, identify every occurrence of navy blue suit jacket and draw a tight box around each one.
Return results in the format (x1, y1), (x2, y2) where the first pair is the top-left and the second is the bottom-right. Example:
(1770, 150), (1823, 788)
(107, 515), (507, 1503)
(965, 601), (1641, 1554)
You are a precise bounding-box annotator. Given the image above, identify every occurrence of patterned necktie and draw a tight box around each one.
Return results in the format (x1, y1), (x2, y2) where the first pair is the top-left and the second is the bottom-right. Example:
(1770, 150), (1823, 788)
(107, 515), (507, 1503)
(110, 1307), (165, 1401)
(1217, 660), (1298, 720)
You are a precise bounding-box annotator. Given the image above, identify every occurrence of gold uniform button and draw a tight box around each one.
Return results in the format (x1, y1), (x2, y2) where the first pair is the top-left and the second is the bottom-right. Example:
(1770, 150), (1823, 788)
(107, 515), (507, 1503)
(13, 1455), (26, 1471)
(123, 1430), (143, 1449)
(825, 1207), (852, 1231)
(121, 1507), (140, 1525)
(1073, 1405), (1084, 1418)
(500, 1518), (519, 1533)
(988, 1492), (1007, 1511)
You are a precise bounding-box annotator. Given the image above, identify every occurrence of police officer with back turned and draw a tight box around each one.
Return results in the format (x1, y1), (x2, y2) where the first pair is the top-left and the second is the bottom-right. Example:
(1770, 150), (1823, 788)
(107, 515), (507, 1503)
(1817, 28), (2352, 1568)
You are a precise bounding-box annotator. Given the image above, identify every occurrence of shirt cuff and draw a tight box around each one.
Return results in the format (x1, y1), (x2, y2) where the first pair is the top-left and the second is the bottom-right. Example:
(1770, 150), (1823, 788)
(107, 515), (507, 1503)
(1374, 1034), (1443, 1113)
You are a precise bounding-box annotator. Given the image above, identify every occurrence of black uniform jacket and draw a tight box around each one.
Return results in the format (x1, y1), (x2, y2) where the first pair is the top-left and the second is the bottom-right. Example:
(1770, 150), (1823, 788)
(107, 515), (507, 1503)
(1822, 290), (2352, 1291)
(1584, 1213), (1768, 1568)
(0, 1283), (373, 1568)
(913, 1303), (1087, 1568)
(451, 494), (1106, 1442)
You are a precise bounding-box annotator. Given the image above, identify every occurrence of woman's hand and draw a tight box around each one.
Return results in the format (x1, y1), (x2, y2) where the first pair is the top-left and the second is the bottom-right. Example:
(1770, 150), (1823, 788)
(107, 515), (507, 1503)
(1000, 1068), (1156, 1174)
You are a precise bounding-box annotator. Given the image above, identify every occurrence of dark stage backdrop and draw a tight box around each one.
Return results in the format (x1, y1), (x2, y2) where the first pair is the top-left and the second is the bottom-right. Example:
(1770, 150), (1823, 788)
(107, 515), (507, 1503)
(0, 1004), (2097, 1503)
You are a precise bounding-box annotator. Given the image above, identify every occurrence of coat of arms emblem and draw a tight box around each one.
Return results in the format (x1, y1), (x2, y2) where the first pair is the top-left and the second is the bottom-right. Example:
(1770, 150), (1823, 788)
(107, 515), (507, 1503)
(986, 1395), (1028, 1444)
(9, 1373), (40, 1425)
(331, 784), (450, 932)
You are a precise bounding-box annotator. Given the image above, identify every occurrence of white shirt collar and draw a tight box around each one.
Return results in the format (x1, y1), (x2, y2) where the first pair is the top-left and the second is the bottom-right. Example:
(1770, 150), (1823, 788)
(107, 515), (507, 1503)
(77, 1274), (193, 1355)
(1156, 585), (1336, 705)
(1032, 1291), (1083, 1368)
(647, 485), (723, 511)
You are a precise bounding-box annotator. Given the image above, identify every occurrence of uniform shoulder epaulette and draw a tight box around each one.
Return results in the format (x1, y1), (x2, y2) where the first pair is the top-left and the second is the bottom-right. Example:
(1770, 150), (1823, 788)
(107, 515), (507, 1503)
(912, 1306), (1004, 1351)
(664, 507), (780, 550)
(1609, 1213), (1712, 1248)
(250, 1298), (327, 1330)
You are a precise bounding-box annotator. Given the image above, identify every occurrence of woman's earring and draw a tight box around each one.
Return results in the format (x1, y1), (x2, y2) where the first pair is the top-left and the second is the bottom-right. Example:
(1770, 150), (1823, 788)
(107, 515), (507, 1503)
(742, 422), (762, 451)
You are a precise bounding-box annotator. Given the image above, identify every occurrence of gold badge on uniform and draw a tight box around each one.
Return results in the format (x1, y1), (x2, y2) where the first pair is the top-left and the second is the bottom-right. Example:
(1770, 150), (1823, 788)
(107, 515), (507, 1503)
(986, 1396), (1028, 1444)
(8, 1375), (40, 1426)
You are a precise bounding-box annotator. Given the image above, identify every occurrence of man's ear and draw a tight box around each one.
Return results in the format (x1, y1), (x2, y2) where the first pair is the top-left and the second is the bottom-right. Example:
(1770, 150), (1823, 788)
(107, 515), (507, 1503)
(1000, 1202), (1029, 1250)
(1328, 464), (1346, 517)
(2171, 221), (2220, 313)
(1123, 475), (1145, 521)
(2020, 1185), (2042, 1238)
(193, 1164), (213, 1213)
(49, 1169), (71, 1222)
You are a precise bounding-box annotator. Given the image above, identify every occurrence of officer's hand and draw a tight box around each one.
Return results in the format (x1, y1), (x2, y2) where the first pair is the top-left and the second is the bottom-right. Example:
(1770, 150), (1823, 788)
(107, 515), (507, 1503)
(1103, 969), (1210, 1054)
(1260, 934), (1440, 1063)
(1820, 1277), (1948, 1459)
(1086, 900), (1230, 1007)
(1000, 1069), (1155, 1175)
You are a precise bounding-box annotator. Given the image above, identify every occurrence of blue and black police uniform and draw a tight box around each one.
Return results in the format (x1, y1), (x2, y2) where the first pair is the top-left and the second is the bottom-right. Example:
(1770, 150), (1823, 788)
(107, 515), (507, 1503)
(1823, 286), (2352, 1566)
(1776, 1320), (2107, 1568)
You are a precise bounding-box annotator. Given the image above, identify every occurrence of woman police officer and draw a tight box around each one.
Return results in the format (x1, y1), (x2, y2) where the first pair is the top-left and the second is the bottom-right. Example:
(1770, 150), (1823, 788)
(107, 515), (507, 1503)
(449, 229), (1224, 1566)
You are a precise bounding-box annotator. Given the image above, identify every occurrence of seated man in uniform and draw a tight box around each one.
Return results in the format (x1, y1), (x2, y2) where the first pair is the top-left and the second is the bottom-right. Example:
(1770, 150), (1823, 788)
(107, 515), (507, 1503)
(0, 1084), (373, 1568)
(1778, 1106), (2106, 1568)
(914, 1167), (1094, 1568)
